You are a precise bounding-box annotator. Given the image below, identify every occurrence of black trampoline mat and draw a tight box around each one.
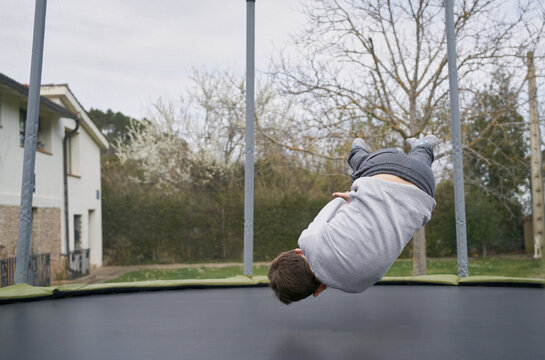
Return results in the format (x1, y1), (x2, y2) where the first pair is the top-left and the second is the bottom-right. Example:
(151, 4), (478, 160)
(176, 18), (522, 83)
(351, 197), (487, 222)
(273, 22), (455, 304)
(1, 286), (544, 360)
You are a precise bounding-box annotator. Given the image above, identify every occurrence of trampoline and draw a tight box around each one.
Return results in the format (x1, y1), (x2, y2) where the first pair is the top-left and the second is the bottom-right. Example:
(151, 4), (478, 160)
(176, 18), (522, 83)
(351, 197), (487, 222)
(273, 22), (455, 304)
(1, 284), (544, 360)
(4, 2), (544, 359)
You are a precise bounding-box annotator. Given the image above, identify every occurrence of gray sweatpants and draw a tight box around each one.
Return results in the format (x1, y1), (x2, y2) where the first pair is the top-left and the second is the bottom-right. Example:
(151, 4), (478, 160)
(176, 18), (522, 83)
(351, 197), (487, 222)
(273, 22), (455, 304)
(347, 145), (436, 197)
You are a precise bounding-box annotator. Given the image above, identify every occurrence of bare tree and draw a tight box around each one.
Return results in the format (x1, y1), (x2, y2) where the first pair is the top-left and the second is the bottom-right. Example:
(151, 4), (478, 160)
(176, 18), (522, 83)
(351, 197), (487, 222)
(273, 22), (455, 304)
(272, 0), (543, 153)
(270, 0), (543, 274)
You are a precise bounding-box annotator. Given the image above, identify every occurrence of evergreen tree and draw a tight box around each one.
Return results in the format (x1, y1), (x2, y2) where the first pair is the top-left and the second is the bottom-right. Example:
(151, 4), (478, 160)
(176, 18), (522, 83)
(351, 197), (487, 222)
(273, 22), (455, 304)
(88, 108), (136, 145)
(464, 73), (530, 215)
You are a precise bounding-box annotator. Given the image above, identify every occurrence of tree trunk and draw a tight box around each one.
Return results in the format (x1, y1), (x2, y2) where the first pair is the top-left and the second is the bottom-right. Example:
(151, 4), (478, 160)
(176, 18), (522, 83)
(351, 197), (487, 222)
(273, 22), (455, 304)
(409, 85), (427, 275)
(412, 226), (427, 275)
(221, 208), (226, 258)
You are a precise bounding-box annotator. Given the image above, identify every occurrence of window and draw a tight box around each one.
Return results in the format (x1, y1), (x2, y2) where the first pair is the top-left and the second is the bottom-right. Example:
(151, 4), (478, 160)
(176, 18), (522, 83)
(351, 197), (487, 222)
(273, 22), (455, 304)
(65, 130), (80, 176)
(19, 109), (51, 153)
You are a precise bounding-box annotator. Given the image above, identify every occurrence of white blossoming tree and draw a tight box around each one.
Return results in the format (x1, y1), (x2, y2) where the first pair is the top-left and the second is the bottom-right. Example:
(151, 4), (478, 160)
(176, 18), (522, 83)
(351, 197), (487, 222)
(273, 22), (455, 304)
(114, 70), (298, 193)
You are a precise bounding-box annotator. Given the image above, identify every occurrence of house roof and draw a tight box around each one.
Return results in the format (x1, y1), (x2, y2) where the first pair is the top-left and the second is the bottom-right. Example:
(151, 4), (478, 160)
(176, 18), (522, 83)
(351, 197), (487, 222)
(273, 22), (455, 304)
(0, 73), (109, 150)
(40, 84), (109, 150)
(0, 73), (79, 121)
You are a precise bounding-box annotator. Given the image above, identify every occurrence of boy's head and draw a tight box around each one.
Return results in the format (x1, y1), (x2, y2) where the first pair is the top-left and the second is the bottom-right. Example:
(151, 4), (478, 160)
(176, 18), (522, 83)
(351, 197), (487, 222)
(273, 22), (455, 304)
(268, 249), (325, 305)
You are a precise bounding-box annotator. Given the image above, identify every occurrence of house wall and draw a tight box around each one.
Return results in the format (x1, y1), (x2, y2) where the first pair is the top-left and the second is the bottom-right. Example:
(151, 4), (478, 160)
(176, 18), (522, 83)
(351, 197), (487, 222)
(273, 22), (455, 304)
(0, 206), (63, 280)
(61, 116), (103, 266)
(0, 94), (64, 208)
(31, 207), (62, 276)
(0, 88), (104, 277)
(0, 95), (66, 278)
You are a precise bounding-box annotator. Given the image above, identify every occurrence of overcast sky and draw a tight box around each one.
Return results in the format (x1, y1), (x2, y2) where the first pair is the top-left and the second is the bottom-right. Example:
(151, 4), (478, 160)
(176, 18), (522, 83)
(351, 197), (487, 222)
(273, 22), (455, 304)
(0, 0), (306, 119)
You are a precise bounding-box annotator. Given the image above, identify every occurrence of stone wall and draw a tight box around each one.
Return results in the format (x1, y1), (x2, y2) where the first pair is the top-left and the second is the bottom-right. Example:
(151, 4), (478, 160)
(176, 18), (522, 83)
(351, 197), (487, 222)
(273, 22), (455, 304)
(0, 205), (19, 258)
(0, 205), (63, 280)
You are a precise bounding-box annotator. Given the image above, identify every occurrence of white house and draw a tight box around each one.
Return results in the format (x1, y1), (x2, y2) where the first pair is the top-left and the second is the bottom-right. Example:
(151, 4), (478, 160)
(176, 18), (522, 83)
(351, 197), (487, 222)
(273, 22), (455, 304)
(0, 73), (108, 281)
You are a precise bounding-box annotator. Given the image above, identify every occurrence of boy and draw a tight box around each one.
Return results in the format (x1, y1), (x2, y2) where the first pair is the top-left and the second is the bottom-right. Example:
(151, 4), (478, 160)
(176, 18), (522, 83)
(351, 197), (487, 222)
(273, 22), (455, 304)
(268, 136), (438, 304)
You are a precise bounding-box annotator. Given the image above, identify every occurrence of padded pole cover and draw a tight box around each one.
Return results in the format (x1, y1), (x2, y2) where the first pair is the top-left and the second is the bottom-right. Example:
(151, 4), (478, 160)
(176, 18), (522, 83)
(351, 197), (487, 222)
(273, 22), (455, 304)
(15, 0), (48, 284)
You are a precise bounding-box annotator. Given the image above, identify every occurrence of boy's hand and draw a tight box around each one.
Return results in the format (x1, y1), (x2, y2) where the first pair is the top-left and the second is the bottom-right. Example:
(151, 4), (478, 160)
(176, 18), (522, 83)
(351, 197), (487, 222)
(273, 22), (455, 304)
(332, 191), (350, 201)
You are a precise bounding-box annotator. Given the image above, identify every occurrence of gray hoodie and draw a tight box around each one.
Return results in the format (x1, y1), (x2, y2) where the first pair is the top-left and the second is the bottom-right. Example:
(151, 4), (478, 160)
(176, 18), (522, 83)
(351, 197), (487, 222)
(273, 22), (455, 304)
(298, 177), (436, 293)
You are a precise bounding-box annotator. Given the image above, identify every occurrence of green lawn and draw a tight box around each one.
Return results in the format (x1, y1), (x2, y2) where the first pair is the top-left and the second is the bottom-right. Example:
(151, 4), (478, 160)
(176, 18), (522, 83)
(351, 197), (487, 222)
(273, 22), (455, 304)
(106, 257), (545, 283)
(105, 265), (270, 283)
(385, 257), (545, 278)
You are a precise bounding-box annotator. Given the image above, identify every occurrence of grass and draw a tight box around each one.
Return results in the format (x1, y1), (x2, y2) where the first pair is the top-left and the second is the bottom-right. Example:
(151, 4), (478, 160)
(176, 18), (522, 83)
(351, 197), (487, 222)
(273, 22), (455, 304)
(105, 265), (270, 283)
(385, 257), (545, 278)
(106, 257), (545, 283)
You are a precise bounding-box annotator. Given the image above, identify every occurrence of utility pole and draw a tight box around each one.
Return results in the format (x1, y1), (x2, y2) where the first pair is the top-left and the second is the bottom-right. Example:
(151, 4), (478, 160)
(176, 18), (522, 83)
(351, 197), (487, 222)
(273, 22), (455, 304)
(527, 51), (543, 259)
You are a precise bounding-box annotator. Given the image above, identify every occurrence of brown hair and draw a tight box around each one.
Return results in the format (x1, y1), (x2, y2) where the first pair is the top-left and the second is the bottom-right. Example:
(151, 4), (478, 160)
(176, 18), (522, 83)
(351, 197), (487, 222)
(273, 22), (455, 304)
(267, 250), (321, 305)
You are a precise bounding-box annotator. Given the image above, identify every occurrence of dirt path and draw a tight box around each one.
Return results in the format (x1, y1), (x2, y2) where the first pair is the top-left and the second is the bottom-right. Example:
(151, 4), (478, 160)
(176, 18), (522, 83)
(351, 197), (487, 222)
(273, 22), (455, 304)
(54, 262), (272, 285)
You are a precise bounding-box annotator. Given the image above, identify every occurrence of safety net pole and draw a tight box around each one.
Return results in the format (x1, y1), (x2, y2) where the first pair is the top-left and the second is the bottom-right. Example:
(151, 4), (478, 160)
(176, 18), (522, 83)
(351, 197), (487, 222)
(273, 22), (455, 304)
(445, 0), (469, 277)
(244, 0), (256, 276)
(15, 0), (48, 284)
